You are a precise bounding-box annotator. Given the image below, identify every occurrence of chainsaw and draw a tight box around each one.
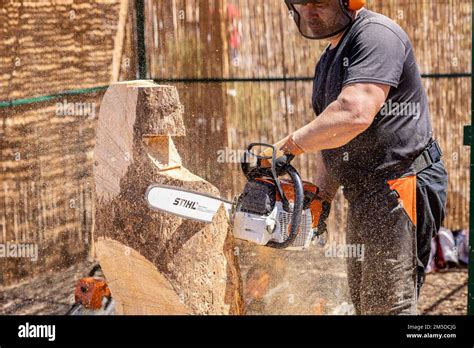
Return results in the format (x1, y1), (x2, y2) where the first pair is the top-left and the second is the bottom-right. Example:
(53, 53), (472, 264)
(146, 143), (330, 250)
(66, 265), (115, 315)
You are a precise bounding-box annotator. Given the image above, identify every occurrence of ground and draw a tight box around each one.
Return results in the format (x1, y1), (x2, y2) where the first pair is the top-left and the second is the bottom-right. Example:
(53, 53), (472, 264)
(418, 268), (468, 315)
(0, 261), (95, 315)
(238, 242), (469, 315)
(0, 254), (468, 315)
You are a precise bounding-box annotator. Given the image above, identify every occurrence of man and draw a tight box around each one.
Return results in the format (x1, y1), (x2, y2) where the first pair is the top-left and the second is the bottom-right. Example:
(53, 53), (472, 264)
(271, 0), (448, 314)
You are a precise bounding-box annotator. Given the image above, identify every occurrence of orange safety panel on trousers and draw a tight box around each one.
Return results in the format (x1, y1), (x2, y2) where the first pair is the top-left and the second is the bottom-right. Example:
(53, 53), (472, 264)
(387, 175), (417, 226)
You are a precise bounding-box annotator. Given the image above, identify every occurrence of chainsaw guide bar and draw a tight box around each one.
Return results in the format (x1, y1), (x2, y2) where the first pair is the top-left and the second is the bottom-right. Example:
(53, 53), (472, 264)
(146, 184), (234, 223)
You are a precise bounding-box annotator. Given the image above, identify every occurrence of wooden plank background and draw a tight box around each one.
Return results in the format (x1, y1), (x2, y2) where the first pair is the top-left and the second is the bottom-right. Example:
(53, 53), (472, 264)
(0, 0), (134, 285)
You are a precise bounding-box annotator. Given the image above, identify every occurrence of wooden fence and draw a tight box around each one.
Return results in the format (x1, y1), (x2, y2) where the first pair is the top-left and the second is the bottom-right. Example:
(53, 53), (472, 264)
(0, 0), (471, 284)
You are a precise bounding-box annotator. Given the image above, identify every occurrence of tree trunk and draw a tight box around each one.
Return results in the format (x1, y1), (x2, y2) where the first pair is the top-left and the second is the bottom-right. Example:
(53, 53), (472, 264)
(92, 80), (243, 314)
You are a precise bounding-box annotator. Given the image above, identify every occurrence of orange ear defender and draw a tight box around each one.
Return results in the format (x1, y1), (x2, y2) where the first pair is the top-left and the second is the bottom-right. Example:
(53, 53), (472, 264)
(345, 0), (366, 11)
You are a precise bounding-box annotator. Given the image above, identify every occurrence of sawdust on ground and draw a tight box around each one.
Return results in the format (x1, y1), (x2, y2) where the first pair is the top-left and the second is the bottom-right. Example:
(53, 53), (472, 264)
(238, 240), (469, 315)
(0, 256), (468, 315)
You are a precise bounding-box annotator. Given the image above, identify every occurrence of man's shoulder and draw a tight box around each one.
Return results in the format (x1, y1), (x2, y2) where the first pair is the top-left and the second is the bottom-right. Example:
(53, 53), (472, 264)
(353, 9), (410, 47)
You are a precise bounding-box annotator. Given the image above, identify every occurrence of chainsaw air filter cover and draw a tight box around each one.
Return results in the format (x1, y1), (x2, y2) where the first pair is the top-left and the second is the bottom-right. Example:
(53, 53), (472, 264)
(237, 180), (276, 216)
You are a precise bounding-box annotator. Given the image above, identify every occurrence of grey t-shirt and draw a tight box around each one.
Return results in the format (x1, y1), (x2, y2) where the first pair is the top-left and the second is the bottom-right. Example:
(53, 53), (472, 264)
(312, 9), (433, 194)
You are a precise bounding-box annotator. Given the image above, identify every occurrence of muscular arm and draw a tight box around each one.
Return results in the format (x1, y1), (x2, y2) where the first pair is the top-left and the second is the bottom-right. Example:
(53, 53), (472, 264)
(292, 82), (390, 153)
(267, 82), (390, 160)
(265, 82), (390, 196)
(262, 82), (390, 196)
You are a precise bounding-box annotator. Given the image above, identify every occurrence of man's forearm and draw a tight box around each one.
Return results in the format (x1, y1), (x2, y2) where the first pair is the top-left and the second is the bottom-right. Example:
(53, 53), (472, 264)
(292, 98), (371, 154)
(262, 98), (369, 166)
(266, 83), (388, 163)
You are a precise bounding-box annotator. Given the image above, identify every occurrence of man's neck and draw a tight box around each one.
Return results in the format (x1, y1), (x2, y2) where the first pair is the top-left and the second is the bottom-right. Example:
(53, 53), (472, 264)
(328, 8), (364, 49)
(329, 31), (345, 50)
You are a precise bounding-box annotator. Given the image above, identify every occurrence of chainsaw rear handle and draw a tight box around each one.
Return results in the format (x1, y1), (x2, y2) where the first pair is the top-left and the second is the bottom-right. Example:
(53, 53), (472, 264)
(267, 164), (304, 249)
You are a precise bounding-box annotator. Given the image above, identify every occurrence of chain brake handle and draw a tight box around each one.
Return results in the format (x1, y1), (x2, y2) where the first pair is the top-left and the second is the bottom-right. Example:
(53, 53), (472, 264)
(241, 143), (292, 210)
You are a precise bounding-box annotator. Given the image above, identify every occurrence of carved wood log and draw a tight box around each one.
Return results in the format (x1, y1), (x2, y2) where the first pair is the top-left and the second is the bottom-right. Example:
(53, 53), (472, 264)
(92, 81), (243, 314)
(95, 237), (190, 315)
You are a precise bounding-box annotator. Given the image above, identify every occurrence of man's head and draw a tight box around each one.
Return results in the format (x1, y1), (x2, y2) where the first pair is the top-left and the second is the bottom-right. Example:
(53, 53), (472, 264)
(285, 0), (366, 40)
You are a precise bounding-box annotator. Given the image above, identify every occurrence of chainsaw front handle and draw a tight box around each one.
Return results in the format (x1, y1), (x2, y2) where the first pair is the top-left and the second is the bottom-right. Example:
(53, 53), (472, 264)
(241, 143), (304, 249)
(267, 164), (304, 249)
(241, 143), (290, 209)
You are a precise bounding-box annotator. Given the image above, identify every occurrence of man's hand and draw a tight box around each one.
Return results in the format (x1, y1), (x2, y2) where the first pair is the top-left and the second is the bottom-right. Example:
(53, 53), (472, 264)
(259, 136), (289, 168)
(312, 199), (331, 238)
(260, 134), (305, 168)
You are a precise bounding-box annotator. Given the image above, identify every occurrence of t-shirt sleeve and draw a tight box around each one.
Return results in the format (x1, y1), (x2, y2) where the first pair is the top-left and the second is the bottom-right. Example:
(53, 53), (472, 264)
(343, 23), (407, 88)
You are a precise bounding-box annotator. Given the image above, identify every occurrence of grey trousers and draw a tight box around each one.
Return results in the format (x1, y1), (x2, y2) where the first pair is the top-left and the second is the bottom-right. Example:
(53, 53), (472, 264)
(345, 161), (448, 315)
